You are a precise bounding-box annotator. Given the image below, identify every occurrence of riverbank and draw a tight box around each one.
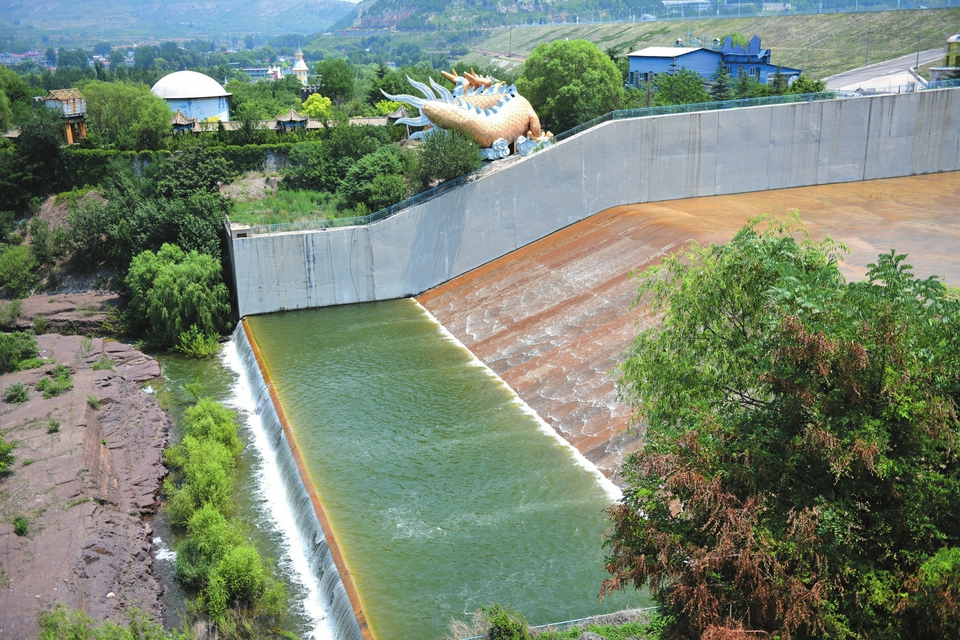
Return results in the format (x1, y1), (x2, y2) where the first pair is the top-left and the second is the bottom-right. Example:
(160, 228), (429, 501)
(0, 333), (169, 638)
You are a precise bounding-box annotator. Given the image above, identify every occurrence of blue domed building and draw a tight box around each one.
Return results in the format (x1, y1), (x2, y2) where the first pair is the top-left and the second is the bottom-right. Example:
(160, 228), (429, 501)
(151, 70), (231, 122)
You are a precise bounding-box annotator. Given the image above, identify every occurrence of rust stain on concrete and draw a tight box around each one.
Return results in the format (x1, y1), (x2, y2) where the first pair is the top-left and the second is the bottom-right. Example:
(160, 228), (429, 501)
(418, 172), (960, 480)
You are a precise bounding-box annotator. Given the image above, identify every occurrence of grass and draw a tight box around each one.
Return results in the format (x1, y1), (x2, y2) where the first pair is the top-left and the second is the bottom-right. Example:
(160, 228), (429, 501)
(229, 189), (347, 226)
(470, 8), (960, 79)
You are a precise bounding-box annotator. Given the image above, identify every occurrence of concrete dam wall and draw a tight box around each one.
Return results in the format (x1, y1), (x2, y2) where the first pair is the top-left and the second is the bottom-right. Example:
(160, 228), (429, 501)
(230, 88), (960, 317)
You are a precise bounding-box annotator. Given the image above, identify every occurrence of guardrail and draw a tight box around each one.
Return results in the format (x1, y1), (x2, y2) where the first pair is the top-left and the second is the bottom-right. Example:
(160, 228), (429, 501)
(239, 79), (960, 236)
(461, 607), (661, 640)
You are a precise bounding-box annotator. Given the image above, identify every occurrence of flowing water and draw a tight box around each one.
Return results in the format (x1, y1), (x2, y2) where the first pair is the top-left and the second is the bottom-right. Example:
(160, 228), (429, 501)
(244, 299), (643, 640)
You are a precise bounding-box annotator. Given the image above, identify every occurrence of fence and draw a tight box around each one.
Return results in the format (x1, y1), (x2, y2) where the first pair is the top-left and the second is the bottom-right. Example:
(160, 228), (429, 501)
(461, 607), (661, 640)
(245, 80), (960, 236)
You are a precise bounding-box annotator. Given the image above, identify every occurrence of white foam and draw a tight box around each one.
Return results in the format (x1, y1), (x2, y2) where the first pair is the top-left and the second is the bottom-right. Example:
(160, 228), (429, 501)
(152, 536), (176, 562)
(222, 339), (334, 640)
(415, 300), (623, 502)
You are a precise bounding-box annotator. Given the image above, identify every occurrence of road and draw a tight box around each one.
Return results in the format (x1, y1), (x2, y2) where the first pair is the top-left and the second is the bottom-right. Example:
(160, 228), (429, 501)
(825, 48), (942, 90)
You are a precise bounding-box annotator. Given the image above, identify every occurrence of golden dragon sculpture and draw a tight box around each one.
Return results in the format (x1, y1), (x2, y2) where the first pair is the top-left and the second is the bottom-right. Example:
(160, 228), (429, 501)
(383, 69), (553, 160)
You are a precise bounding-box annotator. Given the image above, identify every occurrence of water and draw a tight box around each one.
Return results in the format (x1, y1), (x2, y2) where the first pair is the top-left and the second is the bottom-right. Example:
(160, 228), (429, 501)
(245, 299), (643, 640)
(152, 349), (326, 638)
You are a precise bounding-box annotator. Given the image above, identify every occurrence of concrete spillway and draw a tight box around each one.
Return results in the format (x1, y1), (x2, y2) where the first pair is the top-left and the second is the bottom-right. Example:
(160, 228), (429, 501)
(417, 172), (960, 478)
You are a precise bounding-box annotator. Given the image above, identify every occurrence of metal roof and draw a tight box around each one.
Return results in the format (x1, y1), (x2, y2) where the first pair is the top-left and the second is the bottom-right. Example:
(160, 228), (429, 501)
(627, 46), (704, 58)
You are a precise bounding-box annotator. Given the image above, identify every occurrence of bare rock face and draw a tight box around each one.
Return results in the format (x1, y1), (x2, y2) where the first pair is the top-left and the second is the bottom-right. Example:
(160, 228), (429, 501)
(0, 335), (170, 638)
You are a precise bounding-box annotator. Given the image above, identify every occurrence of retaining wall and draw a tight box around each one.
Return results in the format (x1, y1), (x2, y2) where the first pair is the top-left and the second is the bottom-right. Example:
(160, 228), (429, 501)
(230, 88), (960, 317)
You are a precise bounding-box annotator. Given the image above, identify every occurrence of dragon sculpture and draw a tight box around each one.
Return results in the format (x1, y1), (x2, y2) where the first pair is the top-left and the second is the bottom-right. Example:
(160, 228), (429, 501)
(383, 69), (553, 160)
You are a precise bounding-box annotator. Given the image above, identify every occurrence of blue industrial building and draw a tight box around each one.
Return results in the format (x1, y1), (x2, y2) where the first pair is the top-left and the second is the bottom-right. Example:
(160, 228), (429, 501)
(627, 35), (802, 87)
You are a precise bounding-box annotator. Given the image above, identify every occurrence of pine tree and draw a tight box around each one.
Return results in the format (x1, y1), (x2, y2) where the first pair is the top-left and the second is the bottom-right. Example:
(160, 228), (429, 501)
(709, 60), (732, 102)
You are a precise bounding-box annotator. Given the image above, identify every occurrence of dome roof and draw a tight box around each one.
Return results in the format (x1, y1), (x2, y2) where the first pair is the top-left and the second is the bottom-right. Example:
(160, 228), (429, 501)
(948, 34), (960, 43)
(151, 71), (230, 100)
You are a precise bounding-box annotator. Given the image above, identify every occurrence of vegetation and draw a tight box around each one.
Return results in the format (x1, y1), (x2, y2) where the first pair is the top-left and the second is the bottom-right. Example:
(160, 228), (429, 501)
(604, 216), (960, 639)
(4, 382), (28, 403)
(164, 398), (285, 635)
(13, 515), (28, 536)
(0, 332), (38, 373)
(414, 129), (484, 191)
(47, 418), (60, 434)
(0, 435), (15, 471)
(125, 243), (232, 350)
(35, 364), (74, 398)
(37, 605), (185, 640)
(82, 81), (172, 150)
(517, 39), (624, 133)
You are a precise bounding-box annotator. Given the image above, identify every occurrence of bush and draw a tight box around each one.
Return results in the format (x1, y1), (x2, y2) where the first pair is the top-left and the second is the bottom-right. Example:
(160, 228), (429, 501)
(0, 435), (15, 470)
(337, 144), (409, 210)
(18, 357), (45, 371)
(47, 418), (60, 433)
(37, 604), (179, 639)
(124, 244), (232, 349)
(0, 245), (40, 298)
(13, 515), (27, 536)
(35, 364), (73, 398)
(184, 399), (242, 456)
(0, 331), (37, 373)
(5, 381), (28, 403)
(483, 604), (530, 640)
(175, 325), (220, 358)
(414, 129), (483, 191)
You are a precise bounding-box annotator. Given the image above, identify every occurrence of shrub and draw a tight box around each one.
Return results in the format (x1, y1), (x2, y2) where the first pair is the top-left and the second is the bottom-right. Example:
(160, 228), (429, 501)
(414, 128), (483, 191)
(124, 244), (232, 348)
(37, 604), (177, 639)
(0, 331), (38, 373)
(18, 357), (45, 371)
(31, 315), (50, 334)
(0, 245), (40, 298)
(86, 394), (101, 409)
(36, 365), (73, 398)
(47, 418), (60, 433)
(482, 604), (530, 640)
(175, 325), (220, 358)
(4, 381), (28, 403)
(184, 399), (242, 457)
(0, 299), (22, 326)
(213, 544), (267, 604)
(91, 356), (115, 371)
(0, 436), (14, 471)
(13, 515), (27, 536)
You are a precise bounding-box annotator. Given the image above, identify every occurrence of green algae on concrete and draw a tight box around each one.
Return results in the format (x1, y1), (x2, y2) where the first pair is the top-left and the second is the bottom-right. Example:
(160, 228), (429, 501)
(246, 299), (643, 640)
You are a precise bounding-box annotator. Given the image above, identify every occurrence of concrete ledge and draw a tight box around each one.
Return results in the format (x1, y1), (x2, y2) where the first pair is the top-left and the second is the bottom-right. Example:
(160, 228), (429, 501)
(232, 88), (960, 317)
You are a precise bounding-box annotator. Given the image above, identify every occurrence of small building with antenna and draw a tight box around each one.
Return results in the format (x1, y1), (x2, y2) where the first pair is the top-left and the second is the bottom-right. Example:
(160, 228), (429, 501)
(627, 35), (801, 87)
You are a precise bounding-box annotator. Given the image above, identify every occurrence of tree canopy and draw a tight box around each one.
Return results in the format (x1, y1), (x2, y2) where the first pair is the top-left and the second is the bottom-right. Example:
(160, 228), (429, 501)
(517, 39), (623, 134)
(604, 216), (960, 639)
(81, 80), (172, 150)
(653, 68), (710, 106)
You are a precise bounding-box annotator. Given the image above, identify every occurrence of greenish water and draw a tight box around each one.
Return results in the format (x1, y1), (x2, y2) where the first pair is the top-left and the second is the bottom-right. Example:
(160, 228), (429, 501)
(151, 350), (317, 637)
(247, 299), (642, 640)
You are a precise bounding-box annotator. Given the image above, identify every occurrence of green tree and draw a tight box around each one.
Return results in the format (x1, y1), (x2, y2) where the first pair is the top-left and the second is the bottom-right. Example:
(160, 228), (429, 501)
(0, 245), (40, 298)
(300, 92), (334, 120)
(709, 61), (733, 102)
(733, 74), (771, 99)
(517, 39), (623, 133)
(314, 58), (355, 107)
(653, 68), (710, 106)
(604, 216), (960, 639)
(81, 80), (172, 150)
(337, 144), (409, 210)
(0, 332), (38, 373)
(124, 243), (232, 348)
(414, 128), (483, 191)
(787, 75), (827, 94)
(56, 49), (89, 70)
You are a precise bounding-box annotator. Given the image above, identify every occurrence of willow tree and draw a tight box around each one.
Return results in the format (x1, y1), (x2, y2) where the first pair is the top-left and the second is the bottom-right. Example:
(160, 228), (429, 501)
(603, 216), (960, 639)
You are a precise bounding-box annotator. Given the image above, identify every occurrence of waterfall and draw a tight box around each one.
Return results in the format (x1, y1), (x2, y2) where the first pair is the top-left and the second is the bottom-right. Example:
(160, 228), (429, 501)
(226, 324), (366, 640)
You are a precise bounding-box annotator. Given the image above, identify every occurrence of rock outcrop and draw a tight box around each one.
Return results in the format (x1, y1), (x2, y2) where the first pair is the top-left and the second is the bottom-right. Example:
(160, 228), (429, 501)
(0, 335), (169, 638)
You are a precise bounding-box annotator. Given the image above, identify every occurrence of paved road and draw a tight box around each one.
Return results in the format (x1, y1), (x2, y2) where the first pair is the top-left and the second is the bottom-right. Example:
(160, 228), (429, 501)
(825, 48), (942, 89)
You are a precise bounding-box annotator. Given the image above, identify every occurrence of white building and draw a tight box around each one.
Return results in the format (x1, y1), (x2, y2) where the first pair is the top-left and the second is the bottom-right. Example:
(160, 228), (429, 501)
(151, 70), (231, 122)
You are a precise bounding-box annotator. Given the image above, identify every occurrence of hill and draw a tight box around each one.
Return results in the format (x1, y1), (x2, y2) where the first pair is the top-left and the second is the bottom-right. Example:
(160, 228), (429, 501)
(461, 8), (960, 79)
(0, 0), (356, 46)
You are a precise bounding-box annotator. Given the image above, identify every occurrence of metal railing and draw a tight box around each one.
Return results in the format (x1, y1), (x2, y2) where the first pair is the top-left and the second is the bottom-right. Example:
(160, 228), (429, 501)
(461, 606), (661, 640)
(240, 80), (960, 236)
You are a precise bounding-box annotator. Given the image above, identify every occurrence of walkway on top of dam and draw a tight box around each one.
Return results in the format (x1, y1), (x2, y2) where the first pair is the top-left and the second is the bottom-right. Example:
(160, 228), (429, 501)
(417, 172), (960, 479)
